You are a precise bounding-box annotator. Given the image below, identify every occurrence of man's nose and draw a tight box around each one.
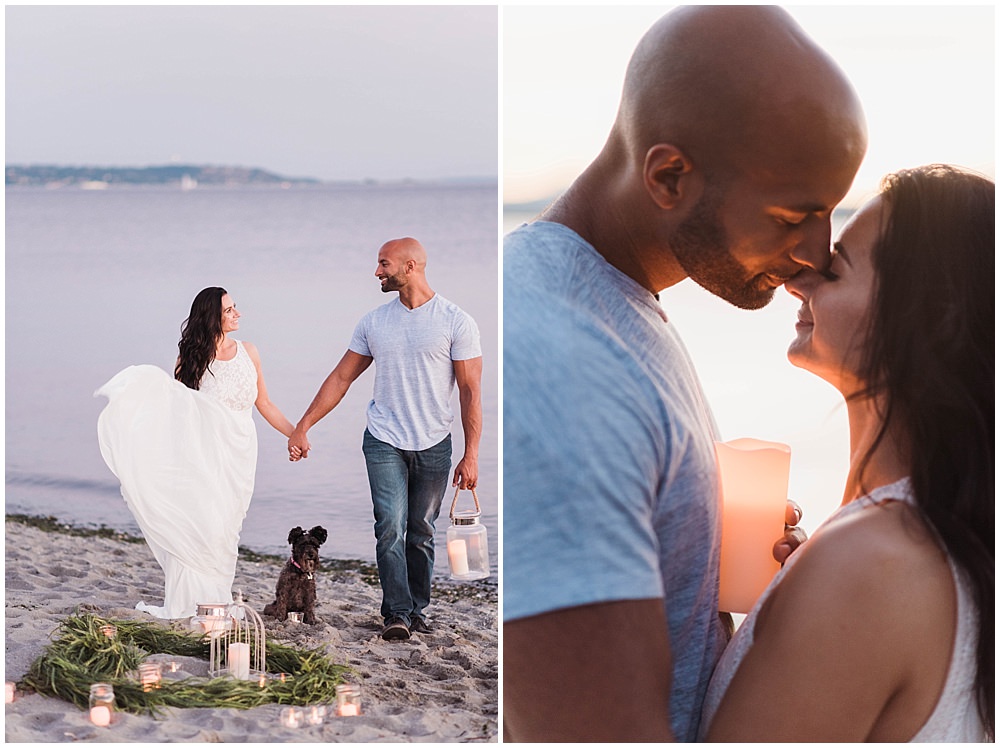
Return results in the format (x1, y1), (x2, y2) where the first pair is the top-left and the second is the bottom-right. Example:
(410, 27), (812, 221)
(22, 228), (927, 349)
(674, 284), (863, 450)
(789, 218), (832, 271)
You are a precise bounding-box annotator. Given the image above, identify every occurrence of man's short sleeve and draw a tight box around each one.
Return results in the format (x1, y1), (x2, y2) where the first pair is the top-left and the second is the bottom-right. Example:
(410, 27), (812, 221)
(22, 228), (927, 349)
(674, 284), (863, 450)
(451, 309), (482, 362)
(503, 301), (667, 621)
(348, 314), (372, 358)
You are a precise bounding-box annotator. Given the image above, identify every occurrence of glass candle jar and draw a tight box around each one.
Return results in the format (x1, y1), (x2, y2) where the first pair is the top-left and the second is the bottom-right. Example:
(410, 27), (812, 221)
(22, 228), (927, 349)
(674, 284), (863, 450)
(138, 662), (162, 692)
(446, 488), (490, 581)
(279, 706), (303, 728)
(190, 603), (232, 635)
(89, 683), (115, 727)
(305, 705), (327, 725)
(336, 683), (362, 716)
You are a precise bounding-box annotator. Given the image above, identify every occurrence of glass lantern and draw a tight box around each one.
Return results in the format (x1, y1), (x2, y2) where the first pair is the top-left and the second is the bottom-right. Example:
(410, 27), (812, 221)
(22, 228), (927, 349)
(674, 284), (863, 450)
(189, 603), (233, 635)
(446, 488), (490, 580)
(189, 594), (266, 680)
(89, 683), (115, 726)
(336, 683), (362, 716)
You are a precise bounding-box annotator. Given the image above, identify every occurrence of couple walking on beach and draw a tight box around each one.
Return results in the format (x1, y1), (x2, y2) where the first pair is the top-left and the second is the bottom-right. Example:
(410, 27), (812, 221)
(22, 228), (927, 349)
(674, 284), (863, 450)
(96, 237), (483, 643)
(503, 5), (992, 743)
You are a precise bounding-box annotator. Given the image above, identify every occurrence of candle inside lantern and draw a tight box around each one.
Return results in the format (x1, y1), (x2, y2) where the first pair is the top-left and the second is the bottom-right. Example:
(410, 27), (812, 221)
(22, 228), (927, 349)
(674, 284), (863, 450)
(279, 706), (303, 728)
(715, 438), (791, 614)
(228, 642), (250, 680)
(5, 682), (15, 703)
(447, 538), (470, 576)
(138, 662), (162, 692)
(258, 673), (267, 688)
(336, 683), (362, 717)
(288, 612), (302, 623)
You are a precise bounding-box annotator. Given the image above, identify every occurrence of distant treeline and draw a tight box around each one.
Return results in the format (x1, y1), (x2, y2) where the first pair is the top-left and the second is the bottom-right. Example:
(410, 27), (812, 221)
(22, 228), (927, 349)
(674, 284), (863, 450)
(5, 164), (320, 187)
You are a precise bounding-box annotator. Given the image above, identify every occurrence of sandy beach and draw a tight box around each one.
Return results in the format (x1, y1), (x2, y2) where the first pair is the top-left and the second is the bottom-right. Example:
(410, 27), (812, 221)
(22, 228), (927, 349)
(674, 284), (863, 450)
(4, 517), (498, 743)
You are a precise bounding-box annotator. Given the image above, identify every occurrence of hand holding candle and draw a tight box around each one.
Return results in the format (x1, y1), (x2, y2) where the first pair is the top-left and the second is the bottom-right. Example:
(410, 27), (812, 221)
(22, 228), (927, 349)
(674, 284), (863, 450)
(715, 438), (791, 614)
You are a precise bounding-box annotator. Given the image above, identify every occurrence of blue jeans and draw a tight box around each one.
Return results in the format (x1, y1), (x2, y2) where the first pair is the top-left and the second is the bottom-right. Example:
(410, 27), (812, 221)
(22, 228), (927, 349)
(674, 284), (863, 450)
(362, 429), (452, 626)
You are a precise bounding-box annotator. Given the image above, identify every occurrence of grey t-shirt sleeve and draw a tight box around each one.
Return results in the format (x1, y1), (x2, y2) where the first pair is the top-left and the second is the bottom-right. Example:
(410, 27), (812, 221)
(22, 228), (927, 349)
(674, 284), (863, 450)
(348, 314), (371, 357)
(450, 309), (482, 361)
(503, 300), (667, 621)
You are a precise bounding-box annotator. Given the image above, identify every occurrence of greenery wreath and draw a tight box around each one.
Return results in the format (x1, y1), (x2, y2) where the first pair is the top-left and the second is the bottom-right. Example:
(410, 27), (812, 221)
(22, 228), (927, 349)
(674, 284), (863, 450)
(20, 614), (351, 715)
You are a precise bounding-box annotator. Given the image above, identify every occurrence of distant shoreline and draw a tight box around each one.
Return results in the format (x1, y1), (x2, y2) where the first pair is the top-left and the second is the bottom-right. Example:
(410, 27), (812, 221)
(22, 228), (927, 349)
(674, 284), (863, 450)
(5, 163), (498, 190)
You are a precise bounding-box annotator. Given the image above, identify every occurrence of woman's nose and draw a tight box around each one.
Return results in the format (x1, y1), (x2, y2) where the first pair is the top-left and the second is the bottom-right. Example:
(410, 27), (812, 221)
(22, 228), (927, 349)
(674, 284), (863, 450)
(784, 267), (820, 301)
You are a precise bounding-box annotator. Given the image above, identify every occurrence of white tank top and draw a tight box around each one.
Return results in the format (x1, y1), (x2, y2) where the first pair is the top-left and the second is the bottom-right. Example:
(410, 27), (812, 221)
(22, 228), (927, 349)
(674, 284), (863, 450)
(198, 340), (258, 412)
(700, 477), (987, 741)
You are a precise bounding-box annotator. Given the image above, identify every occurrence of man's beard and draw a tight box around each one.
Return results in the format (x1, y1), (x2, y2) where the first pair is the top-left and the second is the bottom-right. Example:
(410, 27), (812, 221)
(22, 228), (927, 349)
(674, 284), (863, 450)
(379, 273), (405, 293)
(670, 189), (777, 310)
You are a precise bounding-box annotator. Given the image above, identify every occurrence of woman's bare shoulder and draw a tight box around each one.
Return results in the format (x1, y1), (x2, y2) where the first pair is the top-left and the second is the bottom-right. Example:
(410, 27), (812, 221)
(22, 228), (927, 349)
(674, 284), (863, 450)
(765, 497), (954, 648)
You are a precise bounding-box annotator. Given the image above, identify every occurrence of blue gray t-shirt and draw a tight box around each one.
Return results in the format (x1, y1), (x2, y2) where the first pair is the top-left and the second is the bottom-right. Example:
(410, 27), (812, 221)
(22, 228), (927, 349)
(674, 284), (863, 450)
(503, 221), (728, 742)
(349, 294), (481, 451)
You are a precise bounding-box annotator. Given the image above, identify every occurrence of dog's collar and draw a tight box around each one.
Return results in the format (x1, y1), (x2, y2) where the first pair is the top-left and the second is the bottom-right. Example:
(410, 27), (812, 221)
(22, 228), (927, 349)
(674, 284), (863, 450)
(291, 556), (314, 580)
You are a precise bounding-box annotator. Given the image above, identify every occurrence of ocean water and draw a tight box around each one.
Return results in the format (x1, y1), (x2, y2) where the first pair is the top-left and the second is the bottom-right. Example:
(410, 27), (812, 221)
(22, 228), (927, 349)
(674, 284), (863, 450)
(6, 182), (498, 577)
(503, 208), (856, 538)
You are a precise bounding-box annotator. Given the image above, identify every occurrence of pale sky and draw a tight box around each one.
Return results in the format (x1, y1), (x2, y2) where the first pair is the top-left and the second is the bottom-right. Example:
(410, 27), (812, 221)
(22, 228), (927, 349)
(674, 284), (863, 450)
(504, 4), (995, 206)
(5, 5), (498, 182)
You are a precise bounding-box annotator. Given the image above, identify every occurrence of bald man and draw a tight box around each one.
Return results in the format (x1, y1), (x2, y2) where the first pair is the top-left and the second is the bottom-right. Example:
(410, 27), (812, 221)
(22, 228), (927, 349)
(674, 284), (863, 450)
(289, 237), (483, 641)
(503, 6), (867, 742)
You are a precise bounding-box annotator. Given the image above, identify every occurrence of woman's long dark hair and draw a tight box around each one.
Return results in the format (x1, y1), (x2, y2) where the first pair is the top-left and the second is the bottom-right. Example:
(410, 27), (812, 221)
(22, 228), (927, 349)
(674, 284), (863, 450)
(175, 286), (227, 390)
(855, 164), (994, 737)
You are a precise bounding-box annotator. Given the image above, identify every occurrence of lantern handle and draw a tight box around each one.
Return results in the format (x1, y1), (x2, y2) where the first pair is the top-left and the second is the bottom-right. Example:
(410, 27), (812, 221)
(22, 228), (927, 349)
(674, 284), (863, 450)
(449, 486), (481, 521)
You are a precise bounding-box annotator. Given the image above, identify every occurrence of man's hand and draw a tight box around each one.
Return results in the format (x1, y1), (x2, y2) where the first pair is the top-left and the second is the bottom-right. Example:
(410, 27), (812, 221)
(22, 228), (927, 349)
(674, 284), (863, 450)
(772, 500), (807, 565)
(288, 427), (311, 462)
(452, 455), (478, 489)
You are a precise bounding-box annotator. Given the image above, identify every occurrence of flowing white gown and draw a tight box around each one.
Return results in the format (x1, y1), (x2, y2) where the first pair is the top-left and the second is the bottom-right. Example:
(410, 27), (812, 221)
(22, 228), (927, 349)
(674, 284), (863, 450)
(95, 341), (258, 619)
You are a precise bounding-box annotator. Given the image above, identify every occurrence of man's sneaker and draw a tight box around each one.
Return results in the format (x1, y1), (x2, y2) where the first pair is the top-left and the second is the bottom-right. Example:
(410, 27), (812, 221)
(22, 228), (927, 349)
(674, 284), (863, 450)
(410, 617), (431, 634)
(381, 618), (410, 641)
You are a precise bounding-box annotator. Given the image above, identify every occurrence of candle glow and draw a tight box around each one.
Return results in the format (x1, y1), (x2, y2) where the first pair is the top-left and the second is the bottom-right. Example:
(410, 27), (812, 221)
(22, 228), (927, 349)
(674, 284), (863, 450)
(715, 438), (791, 614)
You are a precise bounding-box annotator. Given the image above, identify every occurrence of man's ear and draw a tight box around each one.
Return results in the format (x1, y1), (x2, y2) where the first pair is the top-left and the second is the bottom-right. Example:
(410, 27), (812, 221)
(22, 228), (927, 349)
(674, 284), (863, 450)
(643, 144), (701, 210)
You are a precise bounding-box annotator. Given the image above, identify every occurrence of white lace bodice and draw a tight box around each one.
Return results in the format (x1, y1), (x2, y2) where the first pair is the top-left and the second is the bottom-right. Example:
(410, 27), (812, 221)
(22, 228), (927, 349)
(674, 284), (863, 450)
(700, 477), (987, 742)
(198, 340), (258, 412)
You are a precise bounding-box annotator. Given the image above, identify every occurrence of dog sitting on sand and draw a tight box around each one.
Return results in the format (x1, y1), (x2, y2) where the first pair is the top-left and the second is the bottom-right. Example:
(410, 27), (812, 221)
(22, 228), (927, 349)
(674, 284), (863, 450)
(263, 525), (327, 624)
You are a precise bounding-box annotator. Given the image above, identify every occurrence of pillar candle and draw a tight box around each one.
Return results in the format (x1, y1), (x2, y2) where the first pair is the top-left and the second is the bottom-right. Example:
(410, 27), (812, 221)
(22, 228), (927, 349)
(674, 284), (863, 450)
(715, 438), (791, 614)
(447, 538), (470, 576)
(228, 642), (250, 680)
(5, 682), (15, 703)
(90, 706), (111, 727)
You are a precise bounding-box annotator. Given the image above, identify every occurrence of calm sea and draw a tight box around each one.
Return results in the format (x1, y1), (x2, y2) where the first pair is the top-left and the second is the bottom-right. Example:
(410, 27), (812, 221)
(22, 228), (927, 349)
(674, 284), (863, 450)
(503, 207), (856, 539)
(6, 182), (498, 577)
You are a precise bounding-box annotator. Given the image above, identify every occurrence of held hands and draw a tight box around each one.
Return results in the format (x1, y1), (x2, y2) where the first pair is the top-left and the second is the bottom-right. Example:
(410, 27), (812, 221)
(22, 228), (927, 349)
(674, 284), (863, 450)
(772, 500), (807, 565)
(288, 428), (311, 462)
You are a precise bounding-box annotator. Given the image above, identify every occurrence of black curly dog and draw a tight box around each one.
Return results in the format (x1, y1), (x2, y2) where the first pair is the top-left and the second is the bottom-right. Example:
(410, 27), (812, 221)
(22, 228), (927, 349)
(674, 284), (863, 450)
(263, 526), (327, 624)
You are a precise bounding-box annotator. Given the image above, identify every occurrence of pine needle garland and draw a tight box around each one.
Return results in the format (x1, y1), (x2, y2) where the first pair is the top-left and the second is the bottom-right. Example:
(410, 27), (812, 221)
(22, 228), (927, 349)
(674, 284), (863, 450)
(20, 614), (352, 715)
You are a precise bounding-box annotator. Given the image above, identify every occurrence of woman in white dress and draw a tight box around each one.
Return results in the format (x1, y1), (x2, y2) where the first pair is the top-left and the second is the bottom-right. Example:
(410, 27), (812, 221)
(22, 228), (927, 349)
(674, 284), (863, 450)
(96, 287), (298, 619)
(701, 166), (993, 741)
